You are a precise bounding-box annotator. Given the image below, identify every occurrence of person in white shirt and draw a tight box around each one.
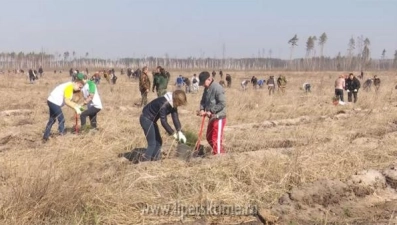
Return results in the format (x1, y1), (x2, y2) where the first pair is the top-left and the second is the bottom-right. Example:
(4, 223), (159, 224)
(191, 74), (199, 93)
(43, 73), (85, 142)
(81, 79), (103, 130)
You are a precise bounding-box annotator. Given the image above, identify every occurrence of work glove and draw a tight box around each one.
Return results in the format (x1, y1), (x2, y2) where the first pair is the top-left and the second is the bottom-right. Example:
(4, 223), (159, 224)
(354, 89), (357, 92)
(346, 90), (350, 92)
(74, 106), (82, 115)
(173, 131), (187, 143)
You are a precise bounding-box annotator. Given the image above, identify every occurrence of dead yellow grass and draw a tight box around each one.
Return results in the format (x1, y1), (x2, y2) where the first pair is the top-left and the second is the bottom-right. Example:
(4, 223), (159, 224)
(0, 70), (397, 224)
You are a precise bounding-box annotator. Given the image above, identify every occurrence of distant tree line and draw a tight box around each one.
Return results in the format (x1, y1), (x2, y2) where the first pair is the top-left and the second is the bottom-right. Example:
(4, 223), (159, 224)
(1, 33), (397, 71)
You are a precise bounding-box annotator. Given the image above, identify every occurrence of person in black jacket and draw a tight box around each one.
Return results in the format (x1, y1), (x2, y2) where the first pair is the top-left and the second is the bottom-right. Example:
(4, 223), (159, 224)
(139, 90), (187, 161)
(345, 73), (361, 103)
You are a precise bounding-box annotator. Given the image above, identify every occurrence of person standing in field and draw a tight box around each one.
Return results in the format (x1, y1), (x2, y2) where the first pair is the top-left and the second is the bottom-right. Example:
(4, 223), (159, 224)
(277, 75), (287, 94)
(225, 74), (232, 88)
(198, 71), (227, 155)
(191, 74), (199, 93)
(251, 76), (258, 89)
(43, 73), (85, 142)
(345, 73), (360, 103)
(80, 75), (103, 130)
(183, 76), (191, 93)
(139, 90), (187, 161)
(152, 67), (170, 97)
(335, 74), (346, 102)
(139, 66), (151, 107)
(267, 76), (276, 95)
(175, 75), (184, 90)
(373, 75), (381, 92)
(28, 69), (37, 84)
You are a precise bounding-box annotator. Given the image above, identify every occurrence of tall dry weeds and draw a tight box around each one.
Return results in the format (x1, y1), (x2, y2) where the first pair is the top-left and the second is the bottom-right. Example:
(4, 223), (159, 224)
(0, 70), (396, 224)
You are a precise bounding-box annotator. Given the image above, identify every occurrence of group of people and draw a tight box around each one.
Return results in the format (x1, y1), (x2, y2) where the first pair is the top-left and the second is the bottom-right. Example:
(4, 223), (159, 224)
(334, 73), (362, 104)
(43, 73), (103, 142)
(43, 67), (227, 163)
(240, 74), (288, 95)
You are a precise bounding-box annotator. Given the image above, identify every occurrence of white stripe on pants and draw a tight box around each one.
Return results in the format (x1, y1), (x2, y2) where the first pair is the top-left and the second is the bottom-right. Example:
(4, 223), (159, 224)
(217, 119), (223, 155)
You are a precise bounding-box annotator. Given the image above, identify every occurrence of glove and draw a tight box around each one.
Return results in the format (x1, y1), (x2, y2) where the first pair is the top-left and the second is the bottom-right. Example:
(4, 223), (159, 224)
(346, 90), (350, 92)
(74, 106), (82, 115)
(173, 131), (186, 143)
(354, 89), (357, 92)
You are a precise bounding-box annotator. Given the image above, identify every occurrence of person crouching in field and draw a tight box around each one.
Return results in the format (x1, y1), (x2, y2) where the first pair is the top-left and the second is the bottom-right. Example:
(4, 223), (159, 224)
(139, 90), (187, 161)
(345, 73), (360, 103)
(198, 71), (227, 155)
(303, 82), (311, 93)
(335, 74), (346, 102)
(81, 75), (103, 130)
(241, 79), (249, 91)
(43, 73), (85, 142)
(139, 66), (151, 107)
(257, 79), (265, 88)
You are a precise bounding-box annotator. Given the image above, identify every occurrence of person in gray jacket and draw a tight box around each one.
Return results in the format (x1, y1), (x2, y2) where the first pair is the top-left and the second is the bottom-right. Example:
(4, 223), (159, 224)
(197, 71), (227, 155)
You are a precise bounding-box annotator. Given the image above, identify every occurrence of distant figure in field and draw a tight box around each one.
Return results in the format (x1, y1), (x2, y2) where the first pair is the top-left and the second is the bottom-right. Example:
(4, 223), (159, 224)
(257, 79), (265, 88)
(373, 75), (381, 92)
(277, 75), (287, 94)
(241, 79), (249, 91)
(303, 82), (311, 93)
(152, 67), (170, 97)
(127, 68), (133, 78)
(175, 75), (185, 90)
(363, 79), (372, 92)
(251, 76), (258, 89)
(358, 71), (364, 80)
(139, 66), (151, 107)
(212, 70), (216, 78)
(219, 70), (223, 79)
(133, 68), (142, 80)
(191, 74), (199, 93)
(267, 75), (276, 95)
(335, 74), (346, 102)
(38, 66), (44, 77)
(225, 74), (232, 88)
(345, 73), (360, 103)
(28, 69), (37, 84)
(183, 76), (191, 93)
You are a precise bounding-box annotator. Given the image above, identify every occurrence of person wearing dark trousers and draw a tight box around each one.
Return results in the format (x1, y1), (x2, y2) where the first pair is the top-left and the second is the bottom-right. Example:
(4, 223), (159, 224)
(345, 73), (360, 103)
(140, 90), (187, 161)
(335, 74), (346, 102)
(43, 74), (85, 142)
(81, 78), (103, 129)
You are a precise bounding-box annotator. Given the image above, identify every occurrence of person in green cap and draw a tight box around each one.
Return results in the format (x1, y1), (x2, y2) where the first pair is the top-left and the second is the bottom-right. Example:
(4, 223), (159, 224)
(152, 66), (170, 97)
(43, 73), (86, 142)
(80, 75), (103, 130)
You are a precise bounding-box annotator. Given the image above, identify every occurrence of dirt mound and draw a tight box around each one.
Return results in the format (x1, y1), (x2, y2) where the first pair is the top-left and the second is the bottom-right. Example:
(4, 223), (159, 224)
(265, 166), (397, 224)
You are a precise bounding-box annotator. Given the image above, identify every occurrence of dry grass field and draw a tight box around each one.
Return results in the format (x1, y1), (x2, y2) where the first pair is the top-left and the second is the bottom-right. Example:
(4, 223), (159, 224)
(1, 70), (397, 224)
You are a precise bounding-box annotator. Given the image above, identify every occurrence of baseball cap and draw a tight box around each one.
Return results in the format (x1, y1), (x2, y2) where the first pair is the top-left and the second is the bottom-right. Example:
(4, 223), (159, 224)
(198, 71), (211, 86)
(76, 73), (86, 81)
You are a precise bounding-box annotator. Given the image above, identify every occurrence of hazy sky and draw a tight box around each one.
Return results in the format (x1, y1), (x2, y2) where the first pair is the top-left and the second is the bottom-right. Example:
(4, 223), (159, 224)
(0, 0), (396, 59)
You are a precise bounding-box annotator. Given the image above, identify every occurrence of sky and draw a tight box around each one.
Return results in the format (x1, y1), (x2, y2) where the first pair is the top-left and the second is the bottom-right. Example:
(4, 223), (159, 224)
(0, 0), (396, 60)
